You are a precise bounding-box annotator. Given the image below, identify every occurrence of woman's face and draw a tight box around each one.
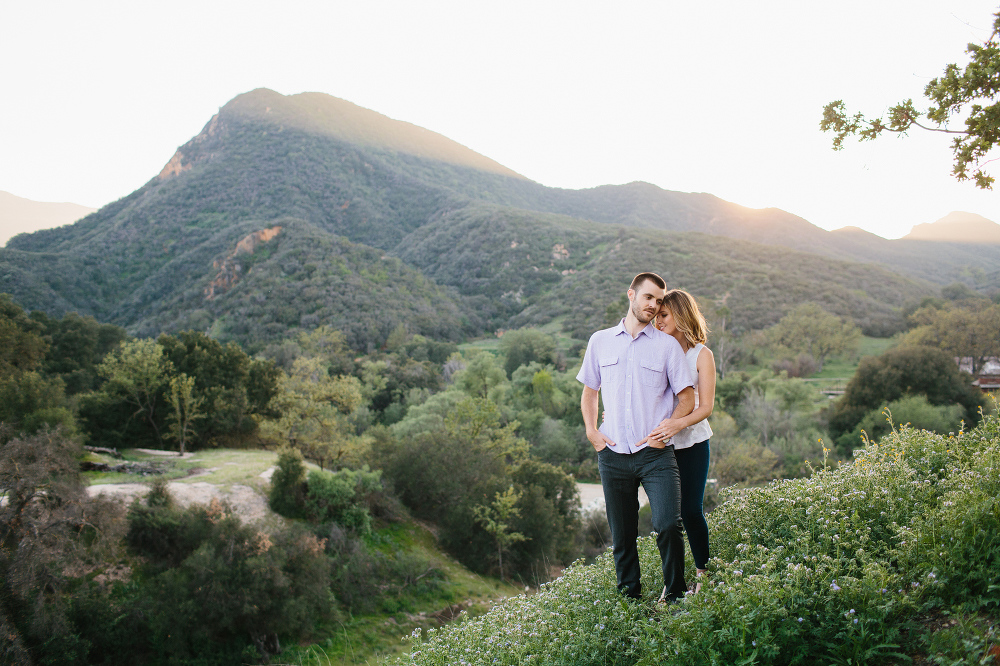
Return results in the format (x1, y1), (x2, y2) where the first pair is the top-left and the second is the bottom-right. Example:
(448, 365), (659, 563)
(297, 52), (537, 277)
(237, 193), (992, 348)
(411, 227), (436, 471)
(656, 304), (677, 335)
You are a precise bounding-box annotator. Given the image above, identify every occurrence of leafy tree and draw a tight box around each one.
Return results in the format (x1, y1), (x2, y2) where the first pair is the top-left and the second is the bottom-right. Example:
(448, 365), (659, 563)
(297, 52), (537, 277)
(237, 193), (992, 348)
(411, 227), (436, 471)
(499, 328), (559, 378)
(0, 294), (48, 377)
(0, 428), (126, 664)
(126, 490), (333, 662)
(94, 339), (172, 447)
(765, 303), (861, 368)
(828, 346), (985, 451)
(303, 466), (382, 533)
(941, 281), (989, 303)
(473, 486), (528, 580)
(713, 440), (781, 487)
(454, 352), (508, 400)
(737, 388), (795, 448)
(901, 303), (1000, 374)
(30, 310), (126, 395)
(715, 372), (751, 412)
(261, 356), (365, 469)
(165, 373), (204, 455)
(821, 9), (1000, 188)
(158, 330), (279, 446)
(378, 394), (580, 580)
(0, 371), (75, 436)
(295, 325), (357, 377)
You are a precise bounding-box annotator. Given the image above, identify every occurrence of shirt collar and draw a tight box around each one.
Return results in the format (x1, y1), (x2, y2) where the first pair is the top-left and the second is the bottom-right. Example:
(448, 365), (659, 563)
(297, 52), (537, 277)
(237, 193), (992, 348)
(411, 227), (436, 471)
(614, 318), (658, 338)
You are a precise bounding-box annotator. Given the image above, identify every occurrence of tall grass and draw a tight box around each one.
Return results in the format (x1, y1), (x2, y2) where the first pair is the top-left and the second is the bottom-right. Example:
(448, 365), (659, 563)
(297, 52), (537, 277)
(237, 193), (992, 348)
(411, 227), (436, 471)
(395, 408), (1000, 665)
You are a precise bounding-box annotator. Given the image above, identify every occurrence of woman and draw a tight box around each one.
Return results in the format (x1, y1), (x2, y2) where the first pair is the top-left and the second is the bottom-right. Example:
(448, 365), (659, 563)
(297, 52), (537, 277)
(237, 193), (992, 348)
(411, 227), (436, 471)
(653, 289), (715, 593)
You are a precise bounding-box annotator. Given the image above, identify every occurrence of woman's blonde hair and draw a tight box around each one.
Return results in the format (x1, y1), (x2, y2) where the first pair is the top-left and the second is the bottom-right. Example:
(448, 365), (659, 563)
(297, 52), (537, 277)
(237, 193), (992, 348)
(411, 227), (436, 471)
(661, 289), (710, 347)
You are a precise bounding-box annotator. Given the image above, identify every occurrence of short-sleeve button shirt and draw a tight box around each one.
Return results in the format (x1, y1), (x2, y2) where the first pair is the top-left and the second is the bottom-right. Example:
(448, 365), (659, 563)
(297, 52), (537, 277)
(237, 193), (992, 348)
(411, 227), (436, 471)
(576, 319), (694, 454)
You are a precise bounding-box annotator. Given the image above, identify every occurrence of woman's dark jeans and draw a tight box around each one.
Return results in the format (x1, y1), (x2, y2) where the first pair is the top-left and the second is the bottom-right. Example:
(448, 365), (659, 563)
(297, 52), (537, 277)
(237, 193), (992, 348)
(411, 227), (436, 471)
(598, 445), (686, 601)
(675, 439), (711, 569)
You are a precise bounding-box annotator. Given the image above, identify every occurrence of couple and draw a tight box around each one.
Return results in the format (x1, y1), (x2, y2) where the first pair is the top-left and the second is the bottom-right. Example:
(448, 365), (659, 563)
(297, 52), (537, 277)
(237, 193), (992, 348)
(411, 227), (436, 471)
(577, 272), (716, 603)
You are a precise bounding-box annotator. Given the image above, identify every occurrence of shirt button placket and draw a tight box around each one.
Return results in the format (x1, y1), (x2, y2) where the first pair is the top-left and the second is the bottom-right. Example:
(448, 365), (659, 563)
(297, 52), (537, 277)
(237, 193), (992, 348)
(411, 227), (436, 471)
(626, 341), (634, 452)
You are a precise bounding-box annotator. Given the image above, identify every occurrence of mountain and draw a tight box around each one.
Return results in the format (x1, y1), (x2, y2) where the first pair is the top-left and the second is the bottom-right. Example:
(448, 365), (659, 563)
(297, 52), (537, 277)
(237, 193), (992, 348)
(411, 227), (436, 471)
(0, 191), (96, 246)
(903, 211), (1000, 244)
(0, 89), (950, 350)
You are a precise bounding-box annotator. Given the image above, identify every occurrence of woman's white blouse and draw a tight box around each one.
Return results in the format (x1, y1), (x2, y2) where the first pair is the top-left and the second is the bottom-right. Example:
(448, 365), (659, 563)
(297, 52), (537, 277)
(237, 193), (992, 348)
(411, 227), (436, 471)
(670, 343), (713, 450)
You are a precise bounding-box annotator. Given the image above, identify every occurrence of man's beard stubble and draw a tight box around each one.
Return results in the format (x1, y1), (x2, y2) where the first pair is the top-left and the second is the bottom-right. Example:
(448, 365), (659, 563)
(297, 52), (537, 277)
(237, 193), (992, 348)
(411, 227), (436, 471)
(631, 300), (654, 324)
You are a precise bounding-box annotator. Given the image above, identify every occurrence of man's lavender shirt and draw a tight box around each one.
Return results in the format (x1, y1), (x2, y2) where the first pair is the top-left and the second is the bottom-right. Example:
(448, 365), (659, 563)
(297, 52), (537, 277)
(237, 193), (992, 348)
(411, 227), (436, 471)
(576, 319), (694, 454)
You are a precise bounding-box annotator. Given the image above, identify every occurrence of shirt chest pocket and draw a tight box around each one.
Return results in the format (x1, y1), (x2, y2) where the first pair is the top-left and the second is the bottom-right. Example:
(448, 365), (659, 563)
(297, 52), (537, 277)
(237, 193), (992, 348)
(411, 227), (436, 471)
(639, 359), (666, 388)
(599, 355), (621, 386)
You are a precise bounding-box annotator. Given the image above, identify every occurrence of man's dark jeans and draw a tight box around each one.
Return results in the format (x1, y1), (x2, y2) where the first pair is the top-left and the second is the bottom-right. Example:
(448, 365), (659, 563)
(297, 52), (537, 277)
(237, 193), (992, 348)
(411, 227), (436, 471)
(598, 444), (686, 601)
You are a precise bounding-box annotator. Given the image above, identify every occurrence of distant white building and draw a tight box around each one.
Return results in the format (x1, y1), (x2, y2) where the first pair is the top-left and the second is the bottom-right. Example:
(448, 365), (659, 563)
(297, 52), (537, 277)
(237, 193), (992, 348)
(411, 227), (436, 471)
(958, 357), (1000, 394)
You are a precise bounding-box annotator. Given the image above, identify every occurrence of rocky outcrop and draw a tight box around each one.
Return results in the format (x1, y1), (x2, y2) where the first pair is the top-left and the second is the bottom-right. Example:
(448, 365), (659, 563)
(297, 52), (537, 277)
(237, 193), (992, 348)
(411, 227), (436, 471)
(157, 114), (222, 180)
(204, 226), (282, 300)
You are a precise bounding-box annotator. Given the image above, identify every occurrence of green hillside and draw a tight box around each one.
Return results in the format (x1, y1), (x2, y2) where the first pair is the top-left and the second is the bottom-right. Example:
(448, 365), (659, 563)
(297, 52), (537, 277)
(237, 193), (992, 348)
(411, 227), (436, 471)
(398, 203), (928, 336)
(398, 413), (1000, 665)
(0, 89), (948, 350)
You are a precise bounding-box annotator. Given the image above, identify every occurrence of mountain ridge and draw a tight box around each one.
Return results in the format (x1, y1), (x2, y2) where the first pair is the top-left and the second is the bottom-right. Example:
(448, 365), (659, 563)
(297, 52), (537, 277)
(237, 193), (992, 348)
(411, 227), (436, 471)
(0, 190), (96, 246)
(0, 88), (986, 351)
(903, 211), (1000, 243)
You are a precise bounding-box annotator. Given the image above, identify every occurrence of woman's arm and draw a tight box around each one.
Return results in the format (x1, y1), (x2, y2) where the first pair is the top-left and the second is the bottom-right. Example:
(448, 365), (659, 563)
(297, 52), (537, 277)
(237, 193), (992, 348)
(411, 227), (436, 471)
(645, 347), (716, 441)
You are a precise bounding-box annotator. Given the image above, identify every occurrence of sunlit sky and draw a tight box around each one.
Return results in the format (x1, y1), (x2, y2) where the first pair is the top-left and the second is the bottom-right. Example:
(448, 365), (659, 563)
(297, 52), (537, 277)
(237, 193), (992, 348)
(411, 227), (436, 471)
(2, 0), (998, 239)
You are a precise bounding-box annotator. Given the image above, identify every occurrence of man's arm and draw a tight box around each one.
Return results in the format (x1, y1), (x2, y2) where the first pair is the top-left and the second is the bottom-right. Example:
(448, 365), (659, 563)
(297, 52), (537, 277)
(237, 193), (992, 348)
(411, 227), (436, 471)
(646, 386), (695, 444)
(581, 385), (616, 452)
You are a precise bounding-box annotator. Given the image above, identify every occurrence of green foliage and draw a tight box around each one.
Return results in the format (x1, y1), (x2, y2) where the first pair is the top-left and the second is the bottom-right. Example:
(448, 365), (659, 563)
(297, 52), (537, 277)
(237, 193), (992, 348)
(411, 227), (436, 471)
(398, 411), (1000, 666)
(473, 486), (528, 580)
(158, 330), (280, 446)
(0, 371), (75, 436)
(454, 351), (508, 400)
(0, 293), (48, 376)
(125, 490), (334, 663)
(80, 331), (278, 451)
(850, 395), (966, 444)
(829, 346), (986, 452)
(0, 428), (126, 665)
(498, 328), (559, 378)
(0, 296), (77, 435)
(269, 445), (307, 518)
(30, 309), (126, 395)
(303, 466), (382, 533)
(260, 355), (367, 469)
(764, 303), (862, 368)
(89, 338), (172, 447)
(902, 302), (1000, 375)
(164, 372), (203, 455)
(380, 394), (579, 581)
(821, 9), (1000, 188)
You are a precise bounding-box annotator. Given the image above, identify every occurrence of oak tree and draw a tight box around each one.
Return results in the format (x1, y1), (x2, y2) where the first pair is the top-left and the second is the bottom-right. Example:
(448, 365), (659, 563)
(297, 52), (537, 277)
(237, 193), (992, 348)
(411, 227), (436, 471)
(822, 9), (1000, 188)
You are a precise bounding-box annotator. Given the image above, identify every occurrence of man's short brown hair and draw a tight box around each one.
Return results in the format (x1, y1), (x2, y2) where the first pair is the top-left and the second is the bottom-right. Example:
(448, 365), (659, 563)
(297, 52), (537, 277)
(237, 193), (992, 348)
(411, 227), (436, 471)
(629, 272), (666, 292)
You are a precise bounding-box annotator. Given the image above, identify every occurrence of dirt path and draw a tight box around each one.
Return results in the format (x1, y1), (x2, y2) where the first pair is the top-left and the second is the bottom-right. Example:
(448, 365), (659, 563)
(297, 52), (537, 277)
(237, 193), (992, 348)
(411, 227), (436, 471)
(88, 481), (271, 523)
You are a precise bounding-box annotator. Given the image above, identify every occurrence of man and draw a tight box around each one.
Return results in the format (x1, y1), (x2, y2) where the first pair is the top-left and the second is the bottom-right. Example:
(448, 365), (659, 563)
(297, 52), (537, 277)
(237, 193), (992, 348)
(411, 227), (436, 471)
(577, 272), (695, 602)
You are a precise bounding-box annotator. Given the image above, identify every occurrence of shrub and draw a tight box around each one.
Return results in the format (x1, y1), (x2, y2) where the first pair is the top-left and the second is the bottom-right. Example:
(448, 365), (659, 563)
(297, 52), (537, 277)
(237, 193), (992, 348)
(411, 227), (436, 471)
(269, 445), (307, 518)
(845, 395), (965, 449)
(303, 466), (382, 533)
(125, 488), (334, 663)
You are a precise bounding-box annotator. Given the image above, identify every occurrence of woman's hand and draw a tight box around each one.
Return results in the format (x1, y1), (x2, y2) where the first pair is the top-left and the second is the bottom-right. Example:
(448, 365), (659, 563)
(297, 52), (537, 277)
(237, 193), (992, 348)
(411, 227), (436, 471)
(647, 418), (684, 443)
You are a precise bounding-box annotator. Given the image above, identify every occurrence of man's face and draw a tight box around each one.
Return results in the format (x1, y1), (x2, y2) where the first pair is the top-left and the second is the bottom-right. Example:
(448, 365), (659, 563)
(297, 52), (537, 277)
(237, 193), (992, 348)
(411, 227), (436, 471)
(628, 279), (665, 324)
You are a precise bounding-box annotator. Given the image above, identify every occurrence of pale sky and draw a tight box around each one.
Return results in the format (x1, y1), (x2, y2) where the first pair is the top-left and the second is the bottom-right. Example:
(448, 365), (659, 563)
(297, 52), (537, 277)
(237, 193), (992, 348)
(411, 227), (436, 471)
(2, 0), (998, 239)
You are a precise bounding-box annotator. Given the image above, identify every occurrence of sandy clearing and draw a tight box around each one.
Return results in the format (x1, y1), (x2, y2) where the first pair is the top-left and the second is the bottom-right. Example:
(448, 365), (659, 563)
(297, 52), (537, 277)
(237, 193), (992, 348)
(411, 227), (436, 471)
(132, 448), (195, 458)
(577, 482), (648, 514)
(88, 481), (271, 523)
